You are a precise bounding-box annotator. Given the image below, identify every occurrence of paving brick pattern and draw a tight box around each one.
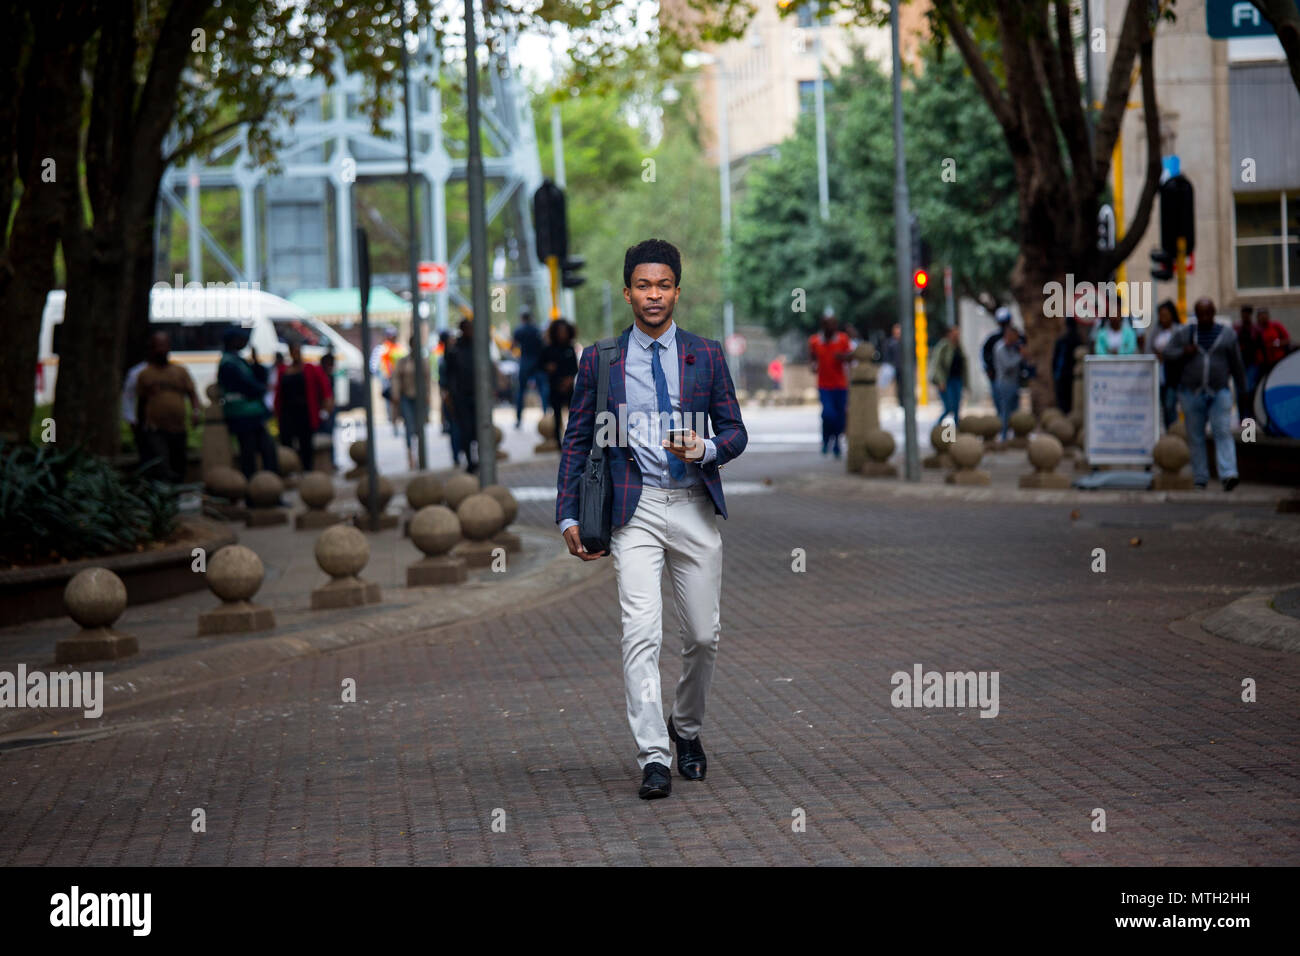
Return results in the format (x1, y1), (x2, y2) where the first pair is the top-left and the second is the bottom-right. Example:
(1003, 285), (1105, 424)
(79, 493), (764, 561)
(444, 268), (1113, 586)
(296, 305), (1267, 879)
(2, 449), (1298, 865)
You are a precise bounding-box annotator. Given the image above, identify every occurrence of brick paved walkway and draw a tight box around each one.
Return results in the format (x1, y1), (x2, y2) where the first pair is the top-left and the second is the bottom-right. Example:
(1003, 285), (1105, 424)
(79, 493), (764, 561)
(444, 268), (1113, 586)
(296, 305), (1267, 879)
(2, 446), (1298, 865)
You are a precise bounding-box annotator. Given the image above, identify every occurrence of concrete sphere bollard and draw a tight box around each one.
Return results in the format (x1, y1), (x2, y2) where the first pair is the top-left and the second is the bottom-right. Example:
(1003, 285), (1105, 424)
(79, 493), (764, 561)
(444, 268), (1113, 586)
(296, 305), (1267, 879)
(408, 505), (468, 585)
(1047, 417), (1076, 445)
(310, 524), (379, 608)
(950, 434), (984, 469)
(406, 474), (445, 510)
(863, 429), (895, 463)
(483, 485), (519, 525)
(247, 470), (284, 507)
(349, 441), (368, 466)
(1153, 434), (1191, 472)
(277, 445), (302, 476)
(1027, 435), (1064, 472)
(356, 474), (395, 511)
(205, 466), (247, 502)
(972, 415), (1002, 441)
(443, 473), (480, 510)
(57, 567), (137, 664)
(1009, 410), (1036, 437)
(198, 545), (274, 634)
(411, 505), (462, 556)
(299, 471), (335, 509)
(315, 524), (370, 579)
(206, 545), (265, 603)
(458, 493), (505, 541)
(1040, 408), (1065, 427)
(538, 416), (557, 440)
(930, 421), (953, 451)
(64, 567), (127, 629)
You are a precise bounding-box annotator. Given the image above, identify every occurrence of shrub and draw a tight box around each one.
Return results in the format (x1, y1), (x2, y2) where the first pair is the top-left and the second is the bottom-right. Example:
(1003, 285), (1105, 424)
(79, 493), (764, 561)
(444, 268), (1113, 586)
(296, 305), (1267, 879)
(0, 440), (180, 567)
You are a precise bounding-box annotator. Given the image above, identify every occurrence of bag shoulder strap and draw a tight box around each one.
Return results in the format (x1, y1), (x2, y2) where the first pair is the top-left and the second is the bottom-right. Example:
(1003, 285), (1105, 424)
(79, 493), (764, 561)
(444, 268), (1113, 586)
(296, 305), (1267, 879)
(590, 337), (619, 461)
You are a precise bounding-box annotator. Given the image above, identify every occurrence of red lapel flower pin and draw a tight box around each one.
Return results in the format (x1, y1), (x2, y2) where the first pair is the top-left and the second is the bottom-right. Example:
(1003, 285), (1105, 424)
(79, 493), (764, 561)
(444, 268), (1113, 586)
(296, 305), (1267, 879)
(684, 352), (695, 365)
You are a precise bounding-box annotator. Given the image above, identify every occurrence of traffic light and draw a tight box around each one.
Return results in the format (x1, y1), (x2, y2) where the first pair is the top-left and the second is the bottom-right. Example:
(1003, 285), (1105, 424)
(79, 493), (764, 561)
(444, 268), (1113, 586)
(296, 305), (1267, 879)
(1159, 174), (1195, 257)
(910, 214), (931, 294)
(562, 255), (586, 289)
(533, 180), (568, 264)
(1150, 248), (1173, 281)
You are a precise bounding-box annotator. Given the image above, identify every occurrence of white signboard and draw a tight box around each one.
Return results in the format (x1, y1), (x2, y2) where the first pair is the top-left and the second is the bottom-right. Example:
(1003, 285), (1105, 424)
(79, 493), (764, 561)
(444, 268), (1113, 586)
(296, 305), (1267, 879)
(1083, 355), (1160, 465)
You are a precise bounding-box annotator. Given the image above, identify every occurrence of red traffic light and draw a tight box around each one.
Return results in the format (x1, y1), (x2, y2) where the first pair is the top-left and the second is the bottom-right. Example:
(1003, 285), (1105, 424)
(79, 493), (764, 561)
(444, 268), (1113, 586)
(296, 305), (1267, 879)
(913, 268), (929, 291)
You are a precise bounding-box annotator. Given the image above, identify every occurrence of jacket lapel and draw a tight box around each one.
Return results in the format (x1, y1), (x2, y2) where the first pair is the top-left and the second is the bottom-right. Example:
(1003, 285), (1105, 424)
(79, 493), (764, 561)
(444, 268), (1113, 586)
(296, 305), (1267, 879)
(608, 325), (631, 415)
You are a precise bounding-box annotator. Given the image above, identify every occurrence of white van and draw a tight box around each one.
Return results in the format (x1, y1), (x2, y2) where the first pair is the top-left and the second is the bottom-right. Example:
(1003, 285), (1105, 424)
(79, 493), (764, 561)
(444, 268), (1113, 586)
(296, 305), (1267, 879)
(38, 287), (365, 409)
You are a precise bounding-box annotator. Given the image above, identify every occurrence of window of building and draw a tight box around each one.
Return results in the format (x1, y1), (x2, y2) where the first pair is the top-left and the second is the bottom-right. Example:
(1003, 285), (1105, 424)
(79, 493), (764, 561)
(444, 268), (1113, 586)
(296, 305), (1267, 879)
(796, 3), (814, 28)
(1234, 191), (1300, 290)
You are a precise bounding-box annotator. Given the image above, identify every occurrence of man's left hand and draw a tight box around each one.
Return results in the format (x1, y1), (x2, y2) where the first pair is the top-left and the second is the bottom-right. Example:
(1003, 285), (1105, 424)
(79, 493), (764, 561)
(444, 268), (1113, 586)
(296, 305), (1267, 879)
(663, 428), (704, 462)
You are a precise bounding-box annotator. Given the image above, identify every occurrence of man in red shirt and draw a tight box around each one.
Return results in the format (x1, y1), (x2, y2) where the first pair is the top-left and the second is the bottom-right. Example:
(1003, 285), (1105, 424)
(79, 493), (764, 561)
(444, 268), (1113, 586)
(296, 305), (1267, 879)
(808, 307), (853, 457)
(1255, 308), (1293, 369)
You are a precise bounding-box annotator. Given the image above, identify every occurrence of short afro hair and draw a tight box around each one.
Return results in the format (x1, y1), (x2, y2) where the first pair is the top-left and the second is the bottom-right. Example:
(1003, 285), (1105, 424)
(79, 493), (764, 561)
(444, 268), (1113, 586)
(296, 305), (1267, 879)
(624, 239), (681, 289)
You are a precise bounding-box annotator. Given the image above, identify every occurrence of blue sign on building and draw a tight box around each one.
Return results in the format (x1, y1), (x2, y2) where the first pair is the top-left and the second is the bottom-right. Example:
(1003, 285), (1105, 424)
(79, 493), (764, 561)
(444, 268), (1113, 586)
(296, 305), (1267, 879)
(1207, 0), (1299, 39)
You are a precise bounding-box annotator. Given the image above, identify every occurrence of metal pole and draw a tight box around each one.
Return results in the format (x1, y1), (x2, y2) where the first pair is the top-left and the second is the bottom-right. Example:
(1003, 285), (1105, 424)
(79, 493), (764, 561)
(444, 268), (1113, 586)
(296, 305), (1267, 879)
(717, 64), (736, 381)
(814, 17), (829, 222)
(356, 227), (380, 532)
(401, 28), (428, 471)
(465, 0), (496, 485)
(891, 0), (919, 481)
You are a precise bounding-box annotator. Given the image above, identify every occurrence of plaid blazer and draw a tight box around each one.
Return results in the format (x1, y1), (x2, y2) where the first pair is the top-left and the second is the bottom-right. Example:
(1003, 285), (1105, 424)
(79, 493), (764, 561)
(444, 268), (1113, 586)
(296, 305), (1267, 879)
(556, 324), (747, 529)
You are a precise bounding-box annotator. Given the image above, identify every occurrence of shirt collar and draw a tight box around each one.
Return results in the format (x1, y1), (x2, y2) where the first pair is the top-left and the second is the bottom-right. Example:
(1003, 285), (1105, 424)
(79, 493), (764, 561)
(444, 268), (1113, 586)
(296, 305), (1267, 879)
(631, 320), (676, 351)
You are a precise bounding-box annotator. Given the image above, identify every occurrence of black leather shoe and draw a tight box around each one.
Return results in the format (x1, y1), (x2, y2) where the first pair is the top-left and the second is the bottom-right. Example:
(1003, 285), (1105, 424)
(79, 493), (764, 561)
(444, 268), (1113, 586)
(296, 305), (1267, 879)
(638, 761), (672, 799)
(667, 717), (707, 780)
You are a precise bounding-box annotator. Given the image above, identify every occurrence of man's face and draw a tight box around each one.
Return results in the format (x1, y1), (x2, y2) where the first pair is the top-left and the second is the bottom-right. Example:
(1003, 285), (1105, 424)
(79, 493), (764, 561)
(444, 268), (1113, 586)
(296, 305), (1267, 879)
(891, 324), (901, 340)
(624, 263), (679, 330)
(820, 315), (837, 336)
(149, 333), (169, 362)
(1257, 309), (1271, 327)
(1195, 300), (1216, 326)
(1241, 307), (1253, 325)
(948, 327), (960, 343)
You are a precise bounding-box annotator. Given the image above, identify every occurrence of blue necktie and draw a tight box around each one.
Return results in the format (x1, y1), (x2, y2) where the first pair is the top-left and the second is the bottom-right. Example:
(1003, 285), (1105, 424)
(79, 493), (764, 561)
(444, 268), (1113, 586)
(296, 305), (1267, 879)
(653, 341), (686, 480)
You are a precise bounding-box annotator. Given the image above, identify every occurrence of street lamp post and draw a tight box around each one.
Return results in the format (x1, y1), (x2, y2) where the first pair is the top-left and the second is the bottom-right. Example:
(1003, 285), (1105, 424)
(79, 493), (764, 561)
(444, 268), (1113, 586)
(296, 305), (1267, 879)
(465, 0), (495, 484)
(400, 24), (428, 470)
(891, 0), (919, 481)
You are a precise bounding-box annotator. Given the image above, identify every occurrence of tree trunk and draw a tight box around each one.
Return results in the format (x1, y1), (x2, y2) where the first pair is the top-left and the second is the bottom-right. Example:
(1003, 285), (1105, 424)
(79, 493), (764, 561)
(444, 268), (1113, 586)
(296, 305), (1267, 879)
(0, 6), (89, 443)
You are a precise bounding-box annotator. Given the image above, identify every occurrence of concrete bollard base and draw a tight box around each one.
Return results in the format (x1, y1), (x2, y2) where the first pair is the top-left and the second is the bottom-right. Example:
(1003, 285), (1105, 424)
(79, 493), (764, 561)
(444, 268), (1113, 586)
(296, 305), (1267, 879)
(55, 628), (139, 665)
(407, 555), (469, 586)
(198, 601), (275, 635)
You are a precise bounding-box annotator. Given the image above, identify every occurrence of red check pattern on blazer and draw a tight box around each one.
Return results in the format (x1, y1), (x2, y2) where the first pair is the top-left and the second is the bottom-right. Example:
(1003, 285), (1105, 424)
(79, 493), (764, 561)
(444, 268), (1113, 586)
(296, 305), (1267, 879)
(556, 324), (748, 529)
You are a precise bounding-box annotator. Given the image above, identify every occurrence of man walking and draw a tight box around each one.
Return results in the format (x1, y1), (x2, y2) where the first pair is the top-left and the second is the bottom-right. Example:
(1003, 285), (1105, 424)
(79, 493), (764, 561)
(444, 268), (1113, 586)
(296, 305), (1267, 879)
(556, 239), (747, 800)
(1164, 298), (1247, 491)
(218, 326), (279, 479)
(444, 319), (479, 473)
(928, 324), (966, 427)
(512, 307), (549, 429)
(136, 331), (202, 482)
(808, 307), (852, 457)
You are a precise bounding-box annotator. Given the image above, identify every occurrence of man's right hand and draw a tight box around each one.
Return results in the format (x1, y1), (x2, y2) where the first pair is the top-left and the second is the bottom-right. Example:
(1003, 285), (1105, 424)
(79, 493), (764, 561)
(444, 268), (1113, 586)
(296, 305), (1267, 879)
(563, 525), (606, 561)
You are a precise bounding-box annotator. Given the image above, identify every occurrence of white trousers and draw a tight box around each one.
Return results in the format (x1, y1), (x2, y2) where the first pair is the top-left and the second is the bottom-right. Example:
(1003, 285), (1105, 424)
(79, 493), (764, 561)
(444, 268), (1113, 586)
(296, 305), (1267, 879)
(609, 483), (724, 769)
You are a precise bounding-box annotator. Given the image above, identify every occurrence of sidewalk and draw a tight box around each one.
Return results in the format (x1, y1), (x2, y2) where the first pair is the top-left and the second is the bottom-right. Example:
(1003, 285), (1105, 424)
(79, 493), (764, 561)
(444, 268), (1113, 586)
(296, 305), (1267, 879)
(0, 458), (605, 738)
(2, 414), (1298, 866)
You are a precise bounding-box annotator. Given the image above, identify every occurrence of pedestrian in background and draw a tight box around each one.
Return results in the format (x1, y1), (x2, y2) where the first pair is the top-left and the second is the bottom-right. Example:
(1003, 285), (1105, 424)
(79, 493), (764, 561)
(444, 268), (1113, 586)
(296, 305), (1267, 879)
(512, 307), (549, 430)
(317, 351), (337, 469)
(879, 323), (902, 402)
(273, 338), (327, 473)
(218, 326), (279, 479)
(1255, 307), (1293, 372)
(437, 331), (463, 468)
(981, 307), (1013, 395)
(1163, 298), (1246, 491)
(1051, 316), (1083, 414)
(808, 307), (852, 458)
(394, 341), (422, 471)
(767, 354), (785, 393)
(992, 323), (1024, 441)
(540, 317), (577, 442)
(136, 331), (202, 483)
(444, 319), (479, 473)
(1235, 304), (1262, 398)
(1149, 300), (1182, 430)
(928, 324), (966, 427)
(1094, 311), (1138, 355)
(121, 357), (148, 454)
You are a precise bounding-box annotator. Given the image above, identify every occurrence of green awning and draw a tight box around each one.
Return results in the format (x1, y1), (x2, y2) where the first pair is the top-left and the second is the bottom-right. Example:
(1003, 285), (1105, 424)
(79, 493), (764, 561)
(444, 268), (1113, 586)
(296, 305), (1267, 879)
(287, 287), (412, 322)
